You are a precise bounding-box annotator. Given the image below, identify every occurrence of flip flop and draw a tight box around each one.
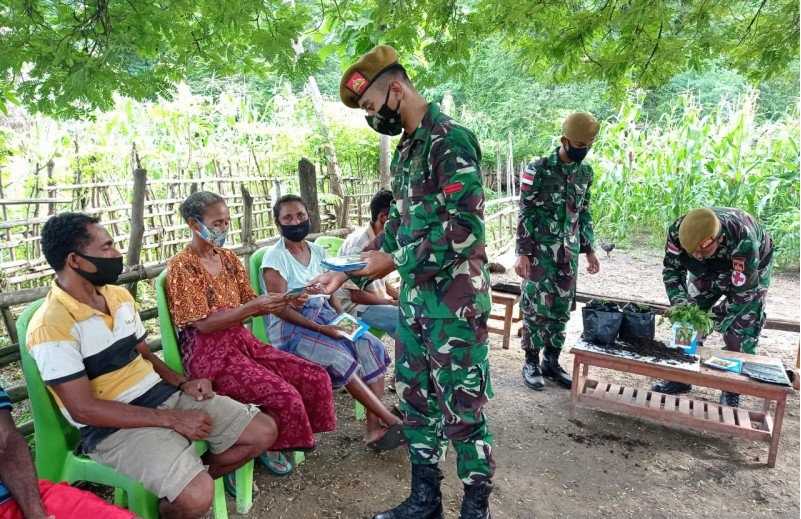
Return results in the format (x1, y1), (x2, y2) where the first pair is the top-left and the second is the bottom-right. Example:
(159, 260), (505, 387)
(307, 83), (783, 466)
(257, 451), (294, 476)
(367, 423), (407, 452)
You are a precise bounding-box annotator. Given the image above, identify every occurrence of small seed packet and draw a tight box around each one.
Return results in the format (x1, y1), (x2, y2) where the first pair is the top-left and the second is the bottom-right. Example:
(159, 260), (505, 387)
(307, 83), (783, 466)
(703, 356), (743, 373)
(322, 255), (368, 272)
(331, 313), (368, 341)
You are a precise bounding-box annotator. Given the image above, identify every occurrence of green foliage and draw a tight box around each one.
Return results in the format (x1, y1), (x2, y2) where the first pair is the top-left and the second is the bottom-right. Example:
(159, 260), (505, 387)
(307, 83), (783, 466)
(0, 0), (317, 117)
(2, 0), (798, 117)
(663, 303), (715, 336)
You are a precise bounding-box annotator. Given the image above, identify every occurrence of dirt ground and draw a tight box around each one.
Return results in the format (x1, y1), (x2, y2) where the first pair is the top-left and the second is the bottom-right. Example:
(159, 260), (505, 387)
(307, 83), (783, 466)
(240, 247), (800, 519)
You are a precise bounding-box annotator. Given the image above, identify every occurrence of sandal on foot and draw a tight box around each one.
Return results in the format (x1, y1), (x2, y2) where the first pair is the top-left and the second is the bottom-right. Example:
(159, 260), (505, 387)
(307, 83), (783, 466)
(367, 423), (407, 452)
(257, 451), (294, 476)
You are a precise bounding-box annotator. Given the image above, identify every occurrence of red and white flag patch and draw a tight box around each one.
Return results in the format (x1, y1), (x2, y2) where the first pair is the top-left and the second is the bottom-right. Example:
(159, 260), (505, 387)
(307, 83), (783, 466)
(520, 170), (535, 191)
(732, 257), (745, 272)
(443, 182), (464, 195)
(667, 242), (681, 255)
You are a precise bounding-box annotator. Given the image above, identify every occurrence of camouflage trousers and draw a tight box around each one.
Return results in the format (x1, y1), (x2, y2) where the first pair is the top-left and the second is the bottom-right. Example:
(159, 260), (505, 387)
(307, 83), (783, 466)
(520, 245), (578, 353)
(395, 311), (495, 485)
(688, 263), (772, 355)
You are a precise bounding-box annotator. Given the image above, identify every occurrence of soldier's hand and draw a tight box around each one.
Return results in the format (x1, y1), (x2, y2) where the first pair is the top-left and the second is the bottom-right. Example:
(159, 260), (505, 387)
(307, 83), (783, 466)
(355, 250), (396, 279)
(515, 255), (531, 279)
(308, 272), (348, 294)
(586, 251), (600, 274)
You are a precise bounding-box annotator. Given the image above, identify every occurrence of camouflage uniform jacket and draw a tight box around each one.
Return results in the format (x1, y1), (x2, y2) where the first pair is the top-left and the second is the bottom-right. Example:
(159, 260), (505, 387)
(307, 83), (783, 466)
(662, 207), (773, 306)
(516, 148), (596, 257)
(355, 103), (491, 320)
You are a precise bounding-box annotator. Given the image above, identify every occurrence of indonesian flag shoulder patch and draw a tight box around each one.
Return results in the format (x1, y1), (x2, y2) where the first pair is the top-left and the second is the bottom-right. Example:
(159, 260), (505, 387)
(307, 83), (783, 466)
(667, 241), (681, 255)
(520, 168), (535, 191)
(732, 256), (746, 272)
(345, 71), (369, 96)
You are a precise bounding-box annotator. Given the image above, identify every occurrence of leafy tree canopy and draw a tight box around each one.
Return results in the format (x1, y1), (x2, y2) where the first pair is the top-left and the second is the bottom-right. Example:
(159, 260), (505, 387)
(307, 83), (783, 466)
(0, 0), (798, 117)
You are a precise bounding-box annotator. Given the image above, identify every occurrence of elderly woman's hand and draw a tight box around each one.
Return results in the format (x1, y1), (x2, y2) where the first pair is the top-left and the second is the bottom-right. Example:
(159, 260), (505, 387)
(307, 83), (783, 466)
(248, 294), (287, 316)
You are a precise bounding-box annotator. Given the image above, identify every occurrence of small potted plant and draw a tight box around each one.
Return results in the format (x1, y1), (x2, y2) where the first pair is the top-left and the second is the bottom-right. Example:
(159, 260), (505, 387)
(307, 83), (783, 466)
(663, 303), (714, 355)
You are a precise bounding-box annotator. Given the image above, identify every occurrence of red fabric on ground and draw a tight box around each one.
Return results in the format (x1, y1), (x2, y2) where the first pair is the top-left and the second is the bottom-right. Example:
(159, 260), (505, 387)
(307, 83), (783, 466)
(0, 480), (134, 519)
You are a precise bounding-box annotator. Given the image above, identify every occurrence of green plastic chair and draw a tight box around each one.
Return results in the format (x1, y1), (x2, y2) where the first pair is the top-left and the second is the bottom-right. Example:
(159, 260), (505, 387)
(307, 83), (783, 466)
(155, 270), (255, 514)
(249, 245), (367, 422)
(17, 299), (160, 519)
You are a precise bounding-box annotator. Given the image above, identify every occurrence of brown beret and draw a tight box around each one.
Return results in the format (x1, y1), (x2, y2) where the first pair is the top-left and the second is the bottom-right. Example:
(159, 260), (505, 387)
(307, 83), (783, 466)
(340, 45), (401, 108)
(562, 112), (600, 143)
(679, 208), (721, 253)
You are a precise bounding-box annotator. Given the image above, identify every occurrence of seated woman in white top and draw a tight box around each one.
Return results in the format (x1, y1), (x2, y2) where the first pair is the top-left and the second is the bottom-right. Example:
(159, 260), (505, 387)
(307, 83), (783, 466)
(261, 195), (404, 451)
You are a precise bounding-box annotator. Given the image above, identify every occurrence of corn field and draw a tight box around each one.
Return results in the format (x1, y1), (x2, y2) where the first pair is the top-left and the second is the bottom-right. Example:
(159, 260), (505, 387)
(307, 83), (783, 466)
(590, 93), (799, 268)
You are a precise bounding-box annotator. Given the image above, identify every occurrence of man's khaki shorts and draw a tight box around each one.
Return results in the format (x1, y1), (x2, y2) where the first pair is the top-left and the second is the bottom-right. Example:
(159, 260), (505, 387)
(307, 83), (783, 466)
(88, 391), (259, 502)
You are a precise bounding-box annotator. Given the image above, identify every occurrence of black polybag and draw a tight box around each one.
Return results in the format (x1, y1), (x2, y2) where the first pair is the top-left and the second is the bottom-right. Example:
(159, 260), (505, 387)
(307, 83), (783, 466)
(619, 303), (656, 340)
(582, 301), (623, 345)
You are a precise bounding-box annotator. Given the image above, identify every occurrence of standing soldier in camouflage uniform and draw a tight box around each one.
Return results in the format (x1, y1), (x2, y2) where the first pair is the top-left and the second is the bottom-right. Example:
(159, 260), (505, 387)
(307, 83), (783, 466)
(516, 113), (601, 391)
(312, 45), (494, 519)
(653, 207), (773, 408)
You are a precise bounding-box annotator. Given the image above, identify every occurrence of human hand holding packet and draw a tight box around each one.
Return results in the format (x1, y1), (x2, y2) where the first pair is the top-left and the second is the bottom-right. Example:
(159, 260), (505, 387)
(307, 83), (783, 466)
(322, 255), (368, 272)
(331, 313), (368, 341)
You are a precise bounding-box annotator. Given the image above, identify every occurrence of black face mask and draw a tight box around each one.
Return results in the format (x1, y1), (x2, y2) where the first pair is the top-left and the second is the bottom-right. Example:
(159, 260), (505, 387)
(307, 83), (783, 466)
(280, 220), (311, 242)
(566, 140), (590, 163)
(74, 252), (124, 286)
(365, 88), (403, 136)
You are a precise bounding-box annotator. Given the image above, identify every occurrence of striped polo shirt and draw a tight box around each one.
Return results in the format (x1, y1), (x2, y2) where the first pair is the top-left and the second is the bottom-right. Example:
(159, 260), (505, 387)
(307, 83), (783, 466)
(26, 282), (176, 451)
(0, 385), (11, 503)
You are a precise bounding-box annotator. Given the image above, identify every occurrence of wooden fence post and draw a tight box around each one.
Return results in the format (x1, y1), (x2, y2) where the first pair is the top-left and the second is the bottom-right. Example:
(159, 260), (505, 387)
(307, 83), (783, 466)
(240, 185), (254, 246)
(298, 158), (321, 233)
(126, 145), (147, 297)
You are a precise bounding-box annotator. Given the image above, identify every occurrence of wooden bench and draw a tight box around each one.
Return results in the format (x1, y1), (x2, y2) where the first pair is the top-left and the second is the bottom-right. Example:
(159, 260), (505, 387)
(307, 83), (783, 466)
(488, 291), (522, 350)
(570, 342), (793, 467)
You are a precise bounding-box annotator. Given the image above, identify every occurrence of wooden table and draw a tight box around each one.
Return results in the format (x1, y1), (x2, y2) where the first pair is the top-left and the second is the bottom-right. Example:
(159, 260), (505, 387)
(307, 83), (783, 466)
(488, 291), (522, 350)
(569, 343), (793, 467)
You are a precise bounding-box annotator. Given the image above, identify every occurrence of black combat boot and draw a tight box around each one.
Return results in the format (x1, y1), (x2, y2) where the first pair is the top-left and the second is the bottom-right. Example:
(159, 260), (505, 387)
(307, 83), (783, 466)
(540, 346), (572, 389)
(459, 481), (492, 519)
(522, 349), (544, 390)
(651, 380), (692, 394)
(719, 391), (740, 408)
(372, 463), (444, 519)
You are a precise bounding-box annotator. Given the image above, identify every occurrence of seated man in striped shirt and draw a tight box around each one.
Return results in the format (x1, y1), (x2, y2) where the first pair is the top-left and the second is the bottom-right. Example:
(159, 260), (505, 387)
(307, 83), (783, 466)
(0, 384), (134, 518)
(26, 213), (277, 519)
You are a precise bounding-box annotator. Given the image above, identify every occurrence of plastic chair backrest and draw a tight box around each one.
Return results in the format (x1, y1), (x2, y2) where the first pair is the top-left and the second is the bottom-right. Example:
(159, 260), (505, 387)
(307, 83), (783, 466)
(155, 269), (185, 375)
(314, 236), (344, 257)
(17, 298), (76, 481)
(248, 247), (270, 342)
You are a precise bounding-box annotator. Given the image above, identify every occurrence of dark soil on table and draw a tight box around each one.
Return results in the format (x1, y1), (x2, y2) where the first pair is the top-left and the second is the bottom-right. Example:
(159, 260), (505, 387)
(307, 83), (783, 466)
(614, 337), (698, 364)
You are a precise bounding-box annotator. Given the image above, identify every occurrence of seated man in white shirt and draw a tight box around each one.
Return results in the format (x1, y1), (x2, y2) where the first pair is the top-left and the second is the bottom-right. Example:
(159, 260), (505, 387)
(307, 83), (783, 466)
(337, 190), (400, 337)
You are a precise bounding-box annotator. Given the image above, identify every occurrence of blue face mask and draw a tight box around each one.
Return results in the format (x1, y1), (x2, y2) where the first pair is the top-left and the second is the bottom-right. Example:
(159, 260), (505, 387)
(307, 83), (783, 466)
(196, 221), (228, 247)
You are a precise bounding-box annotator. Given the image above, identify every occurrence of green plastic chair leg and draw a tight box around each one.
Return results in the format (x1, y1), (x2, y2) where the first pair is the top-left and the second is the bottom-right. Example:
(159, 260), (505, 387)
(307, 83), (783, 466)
(213, 477), (229, 519)
(293, 451), (305, 466)
(126, 485), (160, 519)
(235, 460), (254, 514)
(113, 487), (127, 508)
(354, 401), (366, 421)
